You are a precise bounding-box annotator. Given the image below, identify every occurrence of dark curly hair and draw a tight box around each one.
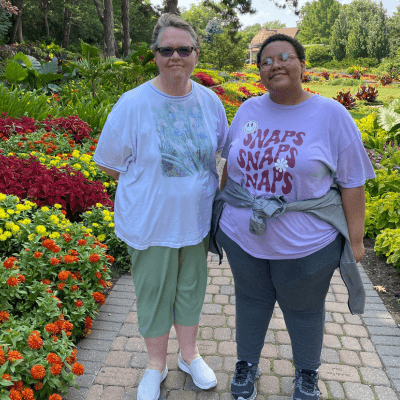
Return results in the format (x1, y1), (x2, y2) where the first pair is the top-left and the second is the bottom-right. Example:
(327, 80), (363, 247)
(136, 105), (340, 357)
(257, 34), (305, 69)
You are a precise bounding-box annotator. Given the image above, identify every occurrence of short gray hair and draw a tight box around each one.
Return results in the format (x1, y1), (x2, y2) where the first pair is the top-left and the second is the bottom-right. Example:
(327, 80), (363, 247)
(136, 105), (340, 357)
(151, 13), (199, 52)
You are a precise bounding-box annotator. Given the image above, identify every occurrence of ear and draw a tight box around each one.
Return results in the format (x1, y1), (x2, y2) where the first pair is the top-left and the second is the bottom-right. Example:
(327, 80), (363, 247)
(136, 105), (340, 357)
(300, 59), (306, 75)
(194, 48), (199, 65)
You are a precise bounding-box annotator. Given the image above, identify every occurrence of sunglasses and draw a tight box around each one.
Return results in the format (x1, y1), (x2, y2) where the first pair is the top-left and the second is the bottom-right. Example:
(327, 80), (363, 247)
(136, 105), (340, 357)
(156, 46), (194, 57)
(260, 52), (298, 70)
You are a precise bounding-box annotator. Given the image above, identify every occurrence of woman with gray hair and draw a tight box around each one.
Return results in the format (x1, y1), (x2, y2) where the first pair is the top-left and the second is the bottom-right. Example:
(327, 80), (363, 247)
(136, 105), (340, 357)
(94, 13), (228, 400)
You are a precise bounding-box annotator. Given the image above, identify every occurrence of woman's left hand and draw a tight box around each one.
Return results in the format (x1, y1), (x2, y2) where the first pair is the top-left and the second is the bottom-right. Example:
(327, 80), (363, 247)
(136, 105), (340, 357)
(351, 241), (365, 263)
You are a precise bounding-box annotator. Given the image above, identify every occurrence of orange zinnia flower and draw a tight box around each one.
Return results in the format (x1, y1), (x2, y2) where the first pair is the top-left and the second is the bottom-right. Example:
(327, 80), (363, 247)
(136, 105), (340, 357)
(71, 285), (79, 291)
(17, 274), (25, 283)
(9, 389), (22, 400)
(106, 255), (114, 263)
(62, 233), (72, 242)
(57, 283), (65, 290)
(0, 310), (10, 323)
(7, 350), (23, 363)
(63, 255), (78, 264)
(92, 291), (105, 305)
(57, 271), (70, 281)
(27, 334), (43, 350)
(3, 257), (17, 268)
(49, 394), (62, 400)
(51, 246), (61, 253)
(33, 252), (42, 258)
(68, 249), (79, 256)
(89, 253), (100, 263)
(2, 373), (11, 380)
(12, 380), (24, 391)
(30, 364), (46, 380)
(41, 279), (51, 285)
(6, 277), (19, 287)
(71, 363), (84, 375)
(34, 382), (43, 391)
(42, 239), (55, 250)
(99, 279), (107, 288)
(77, 239), (86, 246)
(21, 387), (35, 400)
(50, 258), (60, 266)
(46, 353), (61, 365)
(50, 364), (62, 375)
(45, 323), (59, 334)
(74, 300), (83, 308)
(95, 271), (102, 279)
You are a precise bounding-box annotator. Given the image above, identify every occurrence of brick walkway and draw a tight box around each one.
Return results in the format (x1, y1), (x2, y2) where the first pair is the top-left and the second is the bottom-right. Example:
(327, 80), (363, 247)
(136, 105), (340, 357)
(63, 154), (400, 400)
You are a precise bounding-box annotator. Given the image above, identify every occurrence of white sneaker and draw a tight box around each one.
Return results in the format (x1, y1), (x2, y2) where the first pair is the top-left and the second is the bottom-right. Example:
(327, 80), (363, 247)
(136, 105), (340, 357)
(137, 365), (168, 400)
(178, 351), (217, 389)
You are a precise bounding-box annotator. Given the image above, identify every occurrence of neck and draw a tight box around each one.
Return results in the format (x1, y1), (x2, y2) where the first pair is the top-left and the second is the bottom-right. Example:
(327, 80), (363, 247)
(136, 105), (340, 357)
(153, 76), (192, 96)
(269, 86), (311, 105)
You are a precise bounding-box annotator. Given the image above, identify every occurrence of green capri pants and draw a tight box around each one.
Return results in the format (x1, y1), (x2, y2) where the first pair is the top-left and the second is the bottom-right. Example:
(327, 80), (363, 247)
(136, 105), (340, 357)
(127, 234), (209, 338)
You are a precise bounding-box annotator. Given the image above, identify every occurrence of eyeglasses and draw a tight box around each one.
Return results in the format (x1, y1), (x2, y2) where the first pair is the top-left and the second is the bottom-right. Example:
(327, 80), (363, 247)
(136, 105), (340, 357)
(260, 52), (298, 70)
(156, 46), (194, 57)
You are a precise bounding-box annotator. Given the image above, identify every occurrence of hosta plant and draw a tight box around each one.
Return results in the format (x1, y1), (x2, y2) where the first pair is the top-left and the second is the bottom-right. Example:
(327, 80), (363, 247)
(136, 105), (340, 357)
(333, 89), (356, 110)
(355, 85), (378, 102)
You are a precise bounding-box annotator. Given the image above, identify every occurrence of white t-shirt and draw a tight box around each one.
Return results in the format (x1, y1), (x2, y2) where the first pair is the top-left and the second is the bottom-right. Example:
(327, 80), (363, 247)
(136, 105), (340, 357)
(220, 94), (375, 259)
(94, 80), (229, 250)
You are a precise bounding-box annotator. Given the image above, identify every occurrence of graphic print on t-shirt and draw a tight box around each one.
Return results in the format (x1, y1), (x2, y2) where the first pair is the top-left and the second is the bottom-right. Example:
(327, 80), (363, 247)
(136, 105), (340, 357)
(237, 120), (305, 195)
(153, 102), (213, 178)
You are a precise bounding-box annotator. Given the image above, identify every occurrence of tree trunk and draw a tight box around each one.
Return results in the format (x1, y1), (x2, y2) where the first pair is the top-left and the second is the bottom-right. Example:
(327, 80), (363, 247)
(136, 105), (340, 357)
(12, 0), (24, 43)
(164, 0), (178, 14)
(41, 0), (50, 37)
(63, 6), (72, 48)
(103, 0), (116, 58)
(121, 0), (130, 57)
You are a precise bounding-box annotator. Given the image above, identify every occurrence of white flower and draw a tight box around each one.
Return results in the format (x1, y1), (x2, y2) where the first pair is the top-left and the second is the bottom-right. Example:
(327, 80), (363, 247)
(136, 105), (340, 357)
(275, 158), (288, 173)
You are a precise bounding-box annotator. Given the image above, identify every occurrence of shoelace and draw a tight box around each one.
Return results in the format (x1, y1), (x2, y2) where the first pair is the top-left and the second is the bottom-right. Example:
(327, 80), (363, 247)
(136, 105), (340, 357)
(295, 370), (318, 393)
(234, 361), (252, 384)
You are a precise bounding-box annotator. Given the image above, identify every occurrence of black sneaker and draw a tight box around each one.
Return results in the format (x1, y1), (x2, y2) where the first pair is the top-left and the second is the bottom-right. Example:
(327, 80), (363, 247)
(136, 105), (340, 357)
(292, 369), (320, 400)
(231, 360), (260, 400)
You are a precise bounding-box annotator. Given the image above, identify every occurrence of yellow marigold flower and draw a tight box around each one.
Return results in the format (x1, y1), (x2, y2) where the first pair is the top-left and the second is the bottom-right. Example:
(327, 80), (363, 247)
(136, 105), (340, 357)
(73, 163), (82, 170)
(0, 194), (6, 201)
(54, 204), (62, 209)
(49, 232), (60, 239)
(103, 215), (112, 221)
(0, 234), (7, 241)
(72, 150), (80, 158)
(85, 228), (92, 233)
(41, 206), (50, 212)
(92, 223), (99, 227)
(11, 225), (20, 234)
(102, 210), (109, 215)
(96, 203), (103, 208)
(15, 204), (25, 211)
(103, 182), (110, 188)
(39, 157), (46, 162)
(7, 152), (15, 156)
(7, 209), (15, 214)
(83, 171), (90, 178)
(108, 223), (114, 228)
(20, 219), (31, 225)
(30, 151), (36, 156)
(0, 210), (7, 219)
(28, 233), (36, 241)
(97, 234), (106, 242)
(36, 225), (47, 234)
(86, 211), (92, 214)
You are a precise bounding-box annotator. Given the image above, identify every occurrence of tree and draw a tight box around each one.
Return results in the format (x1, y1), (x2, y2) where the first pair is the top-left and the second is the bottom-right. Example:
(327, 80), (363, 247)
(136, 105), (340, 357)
(180, 2), (221, 37)
(11, 0), (23, 42)
(121, 0), (130, 57)
(330, 10), (347, 60)
(296, 0), (341, 44)
(262, 20), (286, 29)
(63, 0), (79, 49)
(41, 0), (50, 38)
(163, 0), (178, 14)
(388, 4), (400, 54)
(93, 0), (118, 57)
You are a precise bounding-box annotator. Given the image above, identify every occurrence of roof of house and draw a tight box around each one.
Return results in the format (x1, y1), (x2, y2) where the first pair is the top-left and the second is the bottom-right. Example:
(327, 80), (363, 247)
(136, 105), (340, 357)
(249, 27), (299, 48)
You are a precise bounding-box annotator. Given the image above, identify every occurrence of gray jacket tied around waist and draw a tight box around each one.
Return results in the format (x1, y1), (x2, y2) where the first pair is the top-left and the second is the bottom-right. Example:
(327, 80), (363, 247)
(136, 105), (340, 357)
(209, 176), (365, 315)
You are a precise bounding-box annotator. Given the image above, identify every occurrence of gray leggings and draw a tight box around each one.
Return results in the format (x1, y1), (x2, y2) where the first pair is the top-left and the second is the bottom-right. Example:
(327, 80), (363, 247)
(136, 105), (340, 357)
(215, 228), (342, 371)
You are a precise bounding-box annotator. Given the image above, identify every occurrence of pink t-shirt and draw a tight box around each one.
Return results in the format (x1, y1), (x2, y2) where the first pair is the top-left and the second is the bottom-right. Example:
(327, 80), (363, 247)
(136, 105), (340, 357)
(219, 94), (375, 259)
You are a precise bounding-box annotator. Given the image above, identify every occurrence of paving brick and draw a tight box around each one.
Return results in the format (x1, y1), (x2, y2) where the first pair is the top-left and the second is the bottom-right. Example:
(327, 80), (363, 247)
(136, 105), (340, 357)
(215, 372), (229, 391)
(223, 356), (237, 372)
(212, 277), (230, 285)
(319, 364), (360, 382)
(326, 293), (336, 302)
(120, 388), (137, 400)
(206, 285), (220, 294)
(327, 380), (345, 399)
(364, 303), (389, 311)
(220, 286), (235, 295)
(112, 284), (135, 293)
(335, 294), (349, 303)
(104, 351), (132, 367)
(129, 352), (148, 368)
(325, 302), (352, 313)
(321, 348), (339, 364)
(197, 392), (220, 400)
(331, 313), (345, 324)
(227, 316), (235, 328)
(117, 324), (140, 339)
(343, 324), (368, 337)
(393, 379), (400, 393)
(381, 356), (400, 367)
(63, 386), (88, 400)
(163, 370), (186, 389)
(209, 268), (222, 276)
(276, 330), (291, 344)
(331, 284), (347, 294)
(259, 358), (271, 373)
(79, 360), (103, 375)
(75, 349), (108, 364)
(325, 322), (344, 335)
(91, 321), (123, 332)
(108, 291), (136, 299)
(100, 305), (131, 314)
(124, 312), (138, 324)
(368, 326), (400, 337)
(319, 380), (329, 399)
(166, 354), (179, 371)
(343, 314), (362, 325)
(360, 352), (382, 368)
(213, 295), (229, 304)
(323, 335), (341, 349)
(201, 327), (213, 340)
(218, 341), (237, 356)
(343, 382), (375, 400)
(374, 385), (400, 400)
(95, 367), (139, 386)
(111, 336), (127, 351)
(365, 289), (380, 297)
(261, 343), (278, 358)
(198, 340), (218, 355)
(385, 367), (400, 382)
(273, 359), (294, 376)
(124, 337), (145, 352)
(167, 339), (179, 354)
(281, 376), (295, 395)
(370, 336), (400, 346)
(214, 328), (232, 341)
(77, 338), (113, 352)
(265, 330), (275, 343)
(202, 304), (222, 314)
(167, 390), (196, 399)
(360, 367), (391, 385)
(203, 356), (223, 371)
(204, 294), (213, 303)
(340, 336), (361, 351)
(362, 310), (393, 319)
(362, 317), (398, 327)
(360, 338), (376, 353)
(74, 374), (96, 388)
(85, 384), (103, 400)
(259, 375), (280, 394)
(278, 345), (293, 360)
(223, 269), (233, 277)
(199, 315), (226, 327)
(269, 318), (287, 330)
(99, 386), (125, 400)
(223, 305), (236, 315)
(375, 345), (400, 356)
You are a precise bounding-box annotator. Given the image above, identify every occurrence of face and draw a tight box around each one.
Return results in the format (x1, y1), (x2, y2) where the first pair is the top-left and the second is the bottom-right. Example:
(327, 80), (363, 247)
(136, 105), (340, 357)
(259, 41), (305, 94)
(154, 27), (199, 84)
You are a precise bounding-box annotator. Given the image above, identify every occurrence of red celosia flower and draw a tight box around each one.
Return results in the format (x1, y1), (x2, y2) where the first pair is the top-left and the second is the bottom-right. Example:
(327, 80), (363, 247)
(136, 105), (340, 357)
(6, 277), (19, 287)
(48, 394), (62, 400)
(41, 279), (51, 285)
(8, 350), (23, 362)
(50, 364), (62, 375)
(45, 323), (59, 334)
(0, 311), (10, 323)
(46, 353), (61, 365)
(33, 252), (42, 258)
(92, 291), (106, 305)
(50, 258), (59, 266)
(34, 382), (43, 391)
(30, 364), (46, 380)
(27, 334), (43, 350)
(89, 253), (100, 263)
(77, 239), (86, 246)
(58, 271), (70, 281)
(9, 389), (22, 400)
(71, 363), (84, 375)
(21, 387), (35, 400)
(74, 300), (83, 308)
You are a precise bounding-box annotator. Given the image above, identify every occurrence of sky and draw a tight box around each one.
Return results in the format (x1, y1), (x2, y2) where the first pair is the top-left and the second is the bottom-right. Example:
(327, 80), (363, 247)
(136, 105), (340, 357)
(151, 0), (399, 28)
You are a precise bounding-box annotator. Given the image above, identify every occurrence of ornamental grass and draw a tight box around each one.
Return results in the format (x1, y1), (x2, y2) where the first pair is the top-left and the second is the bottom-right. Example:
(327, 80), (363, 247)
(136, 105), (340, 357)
(0, 193), (115, 399)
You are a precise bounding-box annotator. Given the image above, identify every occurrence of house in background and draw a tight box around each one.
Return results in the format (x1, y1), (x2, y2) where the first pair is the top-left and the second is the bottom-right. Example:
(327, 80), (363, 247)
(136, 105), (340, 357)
(248, 27), (299, 64)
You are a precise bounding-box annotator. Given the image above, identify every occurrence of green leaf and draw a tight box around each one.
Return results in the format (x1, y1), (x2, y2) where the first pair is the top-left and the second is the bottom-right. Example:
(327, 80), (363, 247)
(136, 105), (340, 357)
(81, 40), (100, 60)
(378, 107), (400, 132)
(13, 52), (33, 69)
(37, 61), (58, 76)
(5, 61), (28, 84)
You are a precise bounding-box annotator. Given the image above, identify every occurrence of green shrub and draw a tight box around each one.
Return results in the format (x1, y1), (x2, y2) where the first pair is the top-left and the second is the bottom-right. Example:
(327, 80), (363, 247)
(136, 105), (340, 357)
(375, 228), (400, 271)
(305, 45), (333, 67)
(365, 168), (400, 197)
(325, 77), (366, 86)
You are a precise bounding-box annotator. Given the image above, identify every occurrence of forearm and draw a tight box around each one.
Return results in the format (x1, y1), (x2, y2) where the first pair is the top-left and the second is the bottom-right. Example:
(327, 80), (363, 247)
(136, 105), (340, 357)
(220, 161), (228, 192)
(339, 185), (365, 245)
(97, 164), (120, 181)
